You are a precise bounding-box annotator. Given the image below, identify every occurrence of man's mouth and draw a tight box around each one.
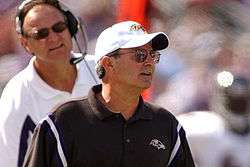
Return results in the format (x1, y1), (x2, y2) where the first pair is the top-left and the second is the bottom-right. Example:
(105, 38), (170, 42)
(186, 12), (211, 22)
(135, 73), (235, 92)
(140, 71), (152, 76)
(49, 44), (63, 51)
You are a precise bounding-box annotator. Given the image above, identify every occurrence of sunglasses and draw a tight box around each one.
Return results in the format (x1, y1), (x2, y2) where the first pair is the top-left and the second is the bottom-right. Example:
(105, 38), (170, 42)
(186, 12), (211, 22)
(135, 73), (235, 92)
(24, 21), (68, 40)
(117, 49), (161, 64)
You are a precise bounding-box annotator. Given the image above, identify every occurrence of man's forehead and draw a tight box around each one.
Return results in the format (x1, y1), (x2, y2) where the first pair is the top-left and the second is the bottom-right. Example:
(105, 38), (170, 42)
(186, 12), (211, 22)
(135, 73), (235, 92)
(23, 4), (64, 28)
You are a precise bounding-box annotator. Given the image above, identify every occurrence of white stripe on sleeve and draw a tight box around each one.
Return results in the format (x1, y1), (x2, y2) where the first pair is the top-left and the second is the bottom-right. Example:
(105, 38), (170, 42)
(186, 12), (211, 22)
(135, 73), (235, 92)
(44, 116), (68, 167)
(167, 123), (182, 166)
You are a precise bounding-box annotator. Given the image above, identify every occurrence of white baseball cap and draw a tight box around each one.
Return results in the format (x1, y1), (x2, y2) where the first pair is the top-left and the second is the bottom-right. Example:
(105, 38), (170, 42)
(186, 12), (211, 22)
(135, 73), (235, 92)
(94, 21), (169, 63)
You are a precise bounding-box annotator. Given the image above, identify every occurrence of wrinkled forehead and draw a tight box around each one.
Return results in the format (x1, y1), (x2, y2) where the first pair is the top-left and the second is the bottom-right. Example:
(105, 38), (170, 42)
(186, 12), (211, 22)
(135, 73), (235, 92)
(23, 4), (65, 29)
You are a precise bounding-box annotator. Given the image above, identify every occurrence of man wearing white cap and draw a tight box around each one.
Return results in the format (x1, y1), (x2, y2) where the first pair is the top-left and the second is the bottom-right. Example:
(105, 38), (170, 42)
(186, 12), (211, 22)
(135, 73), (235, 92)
(23, 21), (195, 167)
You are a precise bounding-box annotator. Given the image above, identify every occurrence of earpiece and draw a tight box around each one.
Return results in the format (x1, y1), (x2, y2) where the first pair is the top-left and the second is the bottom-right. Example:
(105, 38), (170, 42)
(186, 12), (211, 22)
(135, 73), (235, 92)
(58, 1), (79, 37)
(63, 10), (78, 36)
(96, 64), (106, 79)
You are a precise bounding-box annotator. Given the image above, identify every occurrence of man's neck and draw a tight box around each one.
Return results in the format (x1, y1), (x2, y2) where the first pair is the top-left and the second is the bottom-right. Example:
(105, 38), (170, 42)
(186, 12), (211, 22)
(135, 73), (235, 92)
(98, 84), (142, 120)
(34, 59), (77, 93)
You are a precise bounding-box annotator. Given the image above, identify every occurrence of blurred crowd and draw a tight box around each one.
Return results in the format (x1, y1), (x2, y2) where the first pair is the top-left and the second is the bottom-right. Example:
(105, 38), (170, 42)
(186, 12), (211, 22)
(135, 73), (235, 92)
(150, 0), (250, 115)
(1, 0), (250, 166)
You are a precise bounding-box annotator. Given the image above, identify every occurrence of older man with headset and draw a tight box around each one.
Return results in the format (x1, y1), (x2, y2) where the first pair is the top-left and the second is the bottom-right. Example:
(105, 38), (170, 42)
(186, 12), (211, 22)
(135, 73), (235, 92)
(0, 0), (98, 166)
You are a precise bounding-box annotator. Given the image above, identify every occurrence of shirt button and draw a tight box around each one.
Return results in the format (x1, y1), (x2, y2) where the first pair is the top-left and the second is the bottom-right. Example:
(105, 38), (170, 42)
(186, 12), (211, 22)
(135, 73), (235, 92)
(126, 139), (130, 143)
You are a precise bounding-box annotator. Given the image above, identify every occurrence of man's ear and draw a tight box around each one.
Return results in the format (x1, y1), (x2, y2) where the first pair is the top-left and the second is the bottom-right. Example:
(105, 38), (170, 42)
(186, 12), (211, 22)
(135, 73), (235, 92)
(20, 36), (33, 55)
(102, 56), (114, 71)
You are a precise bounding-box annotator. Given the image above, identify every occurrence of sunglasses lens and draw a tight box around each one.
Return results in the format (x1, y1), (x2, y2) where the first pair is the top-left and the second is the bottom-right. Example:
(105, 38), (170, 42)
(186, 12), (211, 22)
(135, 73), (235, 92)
(25, 22), (67, 40)
(150, 51), (161, 63)
(135, 50), (147, 63)
(118, 49), (160, 64)
(52, 22), (67, 33)
(33, 28), (49, 40)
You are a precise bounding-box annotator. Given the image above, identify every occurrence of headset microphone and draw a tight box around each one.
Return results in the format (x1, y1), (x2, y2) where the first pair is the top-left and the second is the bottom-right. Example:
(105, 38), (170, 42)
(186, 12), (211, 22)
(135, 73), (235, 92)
(70, 54), (85, 65)
(70, 18), (98, 84)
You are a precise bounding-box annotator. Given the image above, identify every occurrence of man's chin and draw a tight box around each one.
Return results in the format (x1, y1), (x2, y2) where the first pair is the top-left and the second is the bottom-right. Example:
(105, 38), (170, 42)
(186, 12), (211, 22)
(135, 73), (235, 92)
(140, 83), (152, 90)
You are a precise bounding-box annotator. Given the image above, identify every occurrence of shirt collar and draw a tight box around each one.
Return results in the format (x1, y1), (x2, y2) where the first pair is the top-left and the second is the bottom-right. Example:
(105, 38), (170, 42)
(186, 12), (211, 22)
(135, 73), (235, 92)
(88, 85), (153, 121)
(26, 57), (62, 99)
(26, 55), (86, 99)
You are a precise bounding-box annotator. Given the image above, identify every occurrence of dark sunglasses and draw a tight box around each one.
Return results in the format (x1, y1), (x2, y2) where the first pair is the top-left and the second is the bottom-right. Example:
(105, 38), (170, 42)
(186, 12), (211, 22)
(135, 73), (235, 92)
(24, 21), (68, 40)
(117, 49), (161, 64)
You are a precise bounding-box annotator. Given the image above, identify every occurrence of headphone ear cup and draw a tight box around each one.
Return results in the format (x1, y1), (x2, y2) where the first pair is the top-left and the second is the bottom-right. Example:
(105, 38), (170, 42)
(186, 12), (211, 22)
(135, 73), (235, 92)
(96, 65), (106, 79)
(64, 11), (78, 36)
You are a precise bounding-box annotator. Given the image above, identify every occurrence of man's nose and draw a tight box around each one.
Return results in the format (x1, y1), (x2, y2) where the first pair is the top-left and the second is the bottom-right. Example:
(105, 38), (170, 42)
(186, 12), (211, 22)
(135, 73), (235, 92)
(47, 29), (60, 41)
(144, 53), (155, 64)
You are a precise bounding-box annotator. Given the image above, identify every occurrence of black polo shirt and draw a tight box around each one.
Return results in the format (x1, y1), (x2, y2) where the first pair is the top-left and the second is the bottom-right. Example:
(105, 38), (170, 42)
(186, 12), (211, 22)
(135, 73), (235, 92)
(23, 85), (195, 167)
